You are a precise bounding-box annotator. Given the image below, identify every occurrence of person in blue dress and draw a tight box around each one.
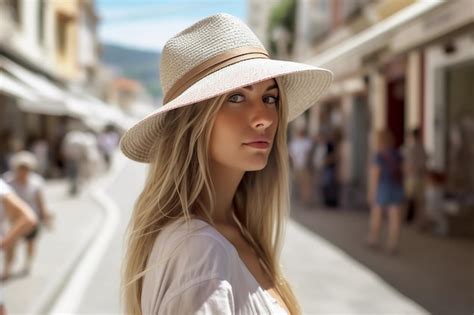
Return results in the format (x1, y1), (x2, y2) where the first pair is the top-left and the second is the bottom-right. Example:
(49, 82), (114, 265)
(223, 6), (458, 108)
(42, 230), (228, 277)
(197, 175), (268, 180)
(366, 129), (405, 254)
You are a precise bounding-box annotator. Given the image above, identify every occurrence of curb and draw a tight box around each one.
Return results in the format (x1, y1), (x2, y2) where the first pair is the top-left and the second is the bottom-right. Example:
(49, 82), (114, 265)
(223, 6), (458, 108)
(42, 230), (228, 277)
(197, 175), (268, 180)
(25, 197), (103, 315)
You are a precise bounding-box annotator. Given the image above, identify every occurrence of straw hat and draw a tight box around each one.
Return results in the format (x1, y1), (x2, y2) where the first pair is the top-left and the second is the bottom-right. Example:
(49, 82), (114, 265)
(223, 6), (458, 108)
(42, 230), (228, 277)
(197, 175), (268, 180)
(10, 151), (38, 171)
(120, 13), (333, 162)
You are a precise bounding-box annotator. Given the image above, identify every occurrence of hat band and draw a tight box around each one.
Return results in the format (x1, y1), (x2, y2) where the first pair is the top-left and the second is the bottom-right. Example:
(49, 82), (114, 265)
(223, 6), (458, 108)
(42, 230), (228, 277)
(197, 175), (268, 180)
(163, 46), (269, 104)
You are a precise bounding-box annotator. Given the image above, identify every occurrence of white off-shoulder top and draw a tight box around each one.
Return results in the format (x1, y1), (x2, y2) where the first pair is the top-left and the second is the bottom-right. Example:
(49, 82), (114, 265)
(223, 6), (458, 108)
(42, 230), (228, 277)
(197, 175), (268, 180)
(141, 218), (289, 314)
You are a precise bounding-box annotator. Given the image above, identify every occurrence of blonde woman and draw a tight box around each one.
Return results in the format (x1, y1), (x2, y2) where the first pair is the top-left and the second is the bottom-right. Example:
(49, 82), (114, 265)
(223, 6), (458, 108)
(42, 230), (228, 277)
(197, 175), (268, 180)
(120, 14), (332, 315)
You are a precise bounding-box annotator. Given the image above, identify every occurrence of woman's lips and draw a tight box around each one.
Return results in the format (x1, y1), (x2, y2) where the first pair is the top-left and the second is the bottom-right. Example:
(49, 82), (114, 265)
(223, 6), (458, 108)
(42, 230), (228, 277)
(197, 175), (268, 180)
(244, 142), (270, 149)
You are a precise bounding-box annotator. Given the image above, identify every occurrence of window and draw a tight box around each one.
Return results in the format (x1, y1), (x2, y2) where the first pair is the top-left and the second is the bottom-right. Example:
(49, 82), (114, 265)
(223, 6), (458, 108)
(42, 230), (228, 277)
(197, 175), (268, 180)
(38, 0), (45, 44)
(6, 0), (21, 26)
(56, 13), (70, 57)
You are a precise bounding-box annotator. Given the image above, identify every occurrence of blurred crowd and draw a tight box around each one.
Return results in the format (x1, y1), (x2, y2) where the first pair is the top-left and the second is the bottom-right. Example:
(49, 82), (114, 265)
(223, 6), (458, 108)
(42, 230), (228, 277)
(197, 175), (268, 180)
(0, 124), (120, 194)
(0, 124), (119, 315)
(289, 125), (458, 255)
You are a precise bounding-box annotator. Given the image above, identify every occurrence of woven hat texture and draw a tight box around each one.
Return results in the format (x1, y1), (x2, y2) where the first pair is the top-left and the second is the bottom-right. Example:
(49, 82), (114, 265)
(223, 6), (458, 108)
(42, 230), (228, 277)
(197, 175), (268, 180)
(120, 13), (333, 162)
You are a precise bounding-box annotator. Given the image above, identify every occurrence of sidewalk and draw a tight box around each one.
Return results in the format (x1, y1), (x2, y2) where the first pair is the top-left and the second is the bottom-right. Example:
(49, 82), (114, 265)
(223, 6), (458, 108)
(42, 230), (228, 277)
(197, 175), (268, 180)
(290, 202), (474, 315)
(3, 179), (104, 315)
(282, 220), (428, 314)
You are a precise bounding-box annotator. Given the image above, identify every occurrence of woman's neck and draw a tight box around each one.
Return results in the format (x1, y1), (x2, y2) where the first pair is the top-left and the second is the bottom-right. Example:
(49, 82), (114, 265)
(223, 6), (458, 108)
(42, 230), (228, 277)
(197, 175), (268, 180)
(208, 160), (244, 226)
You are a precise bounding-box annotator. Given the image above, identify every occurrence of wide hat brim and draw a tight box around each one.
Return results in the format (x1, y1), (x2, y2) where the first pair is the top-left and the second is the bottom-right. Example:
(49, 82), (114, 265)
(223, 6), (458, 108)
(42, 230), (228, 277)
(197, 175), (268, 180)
(120, 58), (333, 163)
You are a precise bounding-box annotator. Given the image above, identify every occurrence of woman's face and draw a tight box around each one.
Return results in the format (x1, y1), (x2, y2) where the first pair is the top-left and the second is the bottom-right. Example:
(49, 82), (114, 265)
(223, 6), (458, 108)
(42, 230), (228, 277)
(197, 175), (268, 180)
(209, 79), (279, 172)
(16, 165), (30, 181)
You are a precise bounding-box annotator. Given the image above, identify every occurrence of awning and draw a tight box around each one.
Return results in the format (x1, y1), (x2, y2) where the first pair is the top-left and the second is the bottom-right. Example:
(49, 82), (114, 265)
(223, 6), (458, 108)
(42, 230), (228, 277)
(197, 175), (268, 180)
(64, 93), (93, 119)
(0, 70), (71, 115)
(0, 71), (39, 103)
(0, 57), (69, 115)
(306, 1), (445, 69)
(0, 57), (132, 129)
(66, 93), (131, 131)
(86, 97), (131, 131)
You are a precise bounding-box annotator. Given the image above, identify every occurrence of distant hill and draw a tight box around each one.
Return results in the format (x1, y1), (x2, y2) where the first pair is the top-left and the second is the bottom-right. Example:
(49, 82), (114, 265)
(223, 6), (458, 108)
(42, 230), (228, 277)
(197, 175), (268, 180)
(101, 43), (162, 98)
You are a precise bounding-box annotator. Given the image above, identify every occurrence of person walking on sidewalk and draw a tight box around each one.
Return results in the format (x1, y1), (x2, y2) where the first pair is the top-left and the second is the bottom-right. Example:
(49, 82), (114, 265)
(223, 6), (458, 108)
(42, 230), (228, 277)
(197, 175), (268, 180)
(366, 130), (405, 254)
(289, 128), (314, 207)
(424, 170), (449, 236)
(403, 127), (427, 225)
(320, 129), (341, 208)
(0, 178), (38, 315)
(120, 13), (332, 315)
(98, 124), (120, 170)
(3, 151), (53, 276)
(61, 129), (98, 196)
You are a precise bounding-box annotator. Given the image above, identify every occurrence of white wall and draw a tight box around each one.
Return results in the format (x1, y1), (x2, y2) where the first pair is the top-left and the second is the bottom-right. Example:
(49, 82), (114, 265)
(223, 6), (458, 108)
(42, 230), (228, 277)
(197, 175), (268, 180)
(294, 0), (331, 61)
(10, 1), (45, 65)
(4, 0), (56, 73)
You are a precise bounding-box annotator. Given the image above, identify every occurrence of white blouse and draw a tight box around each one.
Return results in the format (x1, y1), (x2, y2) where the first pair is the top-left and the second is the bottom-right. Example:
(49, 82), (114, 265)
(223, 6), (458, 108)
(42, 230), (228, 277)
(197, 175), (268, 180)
(141, 218), (289, 314)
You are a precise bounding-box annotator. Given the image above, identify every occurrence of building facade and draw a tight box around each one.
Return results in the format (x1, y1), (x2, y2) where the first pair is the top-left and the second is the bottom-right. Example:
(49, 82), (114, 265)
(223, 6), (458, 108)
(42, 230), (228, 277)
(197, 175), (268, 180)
(292, 0), (474, 231)
(247, 0), (280, 49)
(0, 0), (129, 176)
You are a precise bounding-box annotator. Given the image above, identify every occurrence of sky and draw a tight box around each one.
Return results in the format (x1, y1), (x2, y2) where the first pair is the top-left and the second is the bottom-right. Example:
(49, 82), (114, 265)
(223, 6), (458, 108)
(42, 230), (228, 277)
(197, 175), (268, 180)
(96, 0), (247, 52)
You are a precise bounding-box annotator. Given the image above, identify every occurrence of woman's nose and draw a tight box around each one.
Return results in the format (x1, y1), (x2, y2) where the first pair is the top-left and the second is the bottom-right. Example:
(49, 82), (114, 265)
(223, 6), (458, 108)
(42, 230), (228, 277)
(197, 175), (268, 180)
(250, 100), (275, 129)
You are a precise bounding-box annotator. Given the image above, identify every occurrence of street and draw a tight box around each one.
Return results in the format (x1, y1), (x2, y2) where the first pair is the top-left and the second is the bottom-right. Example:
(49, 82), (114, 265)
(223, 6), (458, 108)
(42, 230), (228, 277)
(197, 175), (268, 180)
(5, 154), (428, 314)
(2, 0), (473, 314)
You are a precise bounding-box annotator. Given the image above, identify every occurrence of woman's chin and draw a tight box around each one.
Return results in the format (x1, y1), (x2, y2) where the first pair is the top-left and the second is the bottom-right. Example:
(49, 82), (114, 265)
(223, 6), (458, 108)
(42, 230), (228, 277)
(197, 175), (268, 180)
(244, 161), (268, 171)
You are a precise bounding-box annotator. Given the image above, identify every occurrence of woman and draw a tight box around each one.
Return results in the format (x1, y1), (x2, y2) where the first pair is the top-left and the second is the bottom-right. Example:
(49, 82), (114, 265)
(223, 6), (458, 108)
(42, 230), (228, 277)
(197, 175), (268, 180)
(120, 13), (332, 315)
(3, 151), (53, 277)
(366, 129), (405, 254)
(0, 178), (38, 315)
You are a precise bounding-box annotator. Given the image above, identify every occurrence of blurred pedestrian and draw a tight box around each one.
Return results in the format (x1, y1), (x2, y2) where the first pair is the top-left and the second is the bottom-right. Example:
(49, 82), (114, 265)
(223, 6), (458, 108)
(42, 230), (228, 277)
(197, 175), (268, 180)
(320, 129), (340, 208)
(80, 130), (105, 181)
(366, 129), (405, 254)
(0, 179), (37, 315)
(30, 137), (50, 178)
(425, 170), (449, 236)
(61, 130), (87, 196)
(120, 14), (332, 315)
(311, 132), (326, 204)
(3, 151), (53, 276)
(289, 128), (314, 207)
(0, 178), (37, 315)
(98, 124), (119, 170)
(403, 127), (427, 225)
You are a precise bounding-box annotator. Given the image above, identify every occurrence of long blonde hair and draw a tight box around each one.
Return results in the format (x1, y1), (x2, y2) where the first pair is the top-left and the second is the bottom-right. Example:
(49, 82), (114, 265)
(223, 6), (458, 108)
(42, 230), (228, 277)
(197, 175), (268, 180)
(122, 78), (301, 314)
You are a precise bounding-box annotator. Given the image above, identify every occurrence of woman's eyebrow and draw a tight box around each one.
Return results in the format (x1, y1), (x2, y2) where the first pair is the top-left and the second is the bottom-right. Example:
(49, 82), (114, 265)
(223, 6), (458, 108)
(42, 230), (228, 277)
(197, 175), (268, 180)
(242, 84), (278, 92)
(265, 84), (278, 92)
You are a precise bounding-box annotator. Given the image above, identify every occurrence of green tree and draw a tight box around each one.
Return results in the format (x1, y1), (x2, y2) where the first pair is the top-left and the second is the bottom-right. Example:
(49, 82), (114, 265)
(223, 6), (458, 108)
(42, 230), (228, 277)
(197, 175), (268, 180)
(268, 0), (297, 56)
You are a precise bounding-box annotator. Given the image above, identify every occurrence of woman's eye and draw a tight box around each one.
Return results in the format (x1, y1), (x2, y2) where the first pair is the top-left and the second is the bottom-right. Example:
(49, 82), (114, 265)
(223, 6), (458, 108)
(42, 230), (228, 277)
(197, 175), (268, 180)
(228, 94), (244, 103)
(264, 95), (279, 105)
